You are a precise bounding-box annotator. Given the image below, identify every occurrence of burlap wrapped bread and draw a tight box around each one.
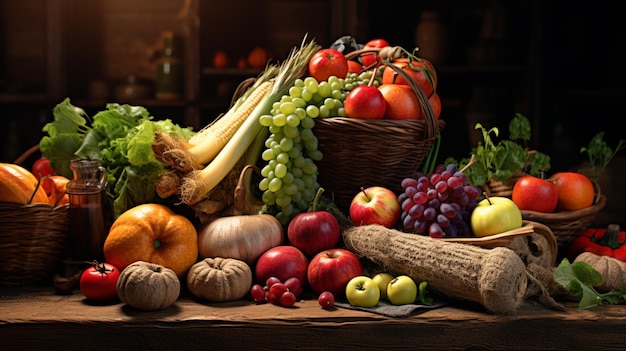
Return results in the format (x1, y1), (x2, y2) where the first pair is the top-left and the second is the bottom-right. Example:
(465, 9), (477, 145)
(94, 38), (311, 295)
(342, 224), (559, 314)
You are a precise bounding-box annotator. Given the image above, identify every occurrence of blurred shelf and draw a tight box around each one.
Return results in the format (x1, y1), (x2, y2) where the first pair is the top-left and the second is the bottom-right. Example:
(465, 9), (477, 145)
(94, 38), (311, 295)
(201, 67), (262, 76)
(0, 93), (51, 104)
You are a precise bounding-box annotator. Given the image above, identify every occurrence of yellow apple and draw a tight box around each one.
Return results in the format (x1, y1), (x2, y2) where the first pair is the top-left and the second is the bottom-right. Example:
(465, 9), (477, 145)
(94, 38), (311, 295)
(372, 272), (394, 300)
(470, 196), (522, 237)
(386, 275), (418, 305)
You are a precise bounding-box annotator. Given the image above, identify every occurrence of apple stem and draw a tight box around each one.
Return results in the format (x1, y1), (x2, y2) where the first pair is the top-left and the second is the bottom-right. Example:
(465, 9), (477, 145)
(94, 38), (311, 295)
(367, 67), (378, 87)
(310, 187), (325, 212)
(360, 187), (371, 201)
(482, 191), (492, 205)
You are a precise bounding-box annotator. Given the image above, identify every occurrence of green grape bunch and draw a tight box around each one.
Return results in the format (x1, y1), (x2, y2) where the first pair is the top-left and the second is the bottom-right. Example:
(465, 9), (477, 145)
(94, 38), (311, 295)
(258, 70), (382, 224)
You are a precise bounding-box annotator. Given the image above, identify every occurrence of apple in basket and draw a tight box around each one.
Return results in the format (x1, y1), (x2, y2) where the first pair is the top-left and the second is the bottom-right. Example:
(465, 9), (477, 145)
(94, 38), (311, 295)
(511, 175), (559, 213)
(349, 186), (401, 228)
(470, 195), (523, 237)
(344, 85), (386, 119)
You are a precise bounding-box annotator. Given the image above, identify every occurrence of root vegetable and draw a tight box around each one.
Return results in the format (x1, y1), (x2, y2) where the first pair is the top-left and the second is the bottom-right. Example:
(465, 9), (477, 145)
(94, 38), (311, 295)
(343, 224), (529, 314)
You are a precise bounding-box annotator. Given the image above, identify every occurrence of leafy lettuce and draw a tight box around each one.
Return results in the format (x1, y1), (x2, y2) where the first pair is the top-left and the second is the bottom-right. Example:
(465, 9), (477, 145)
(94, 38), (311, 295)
(40, 98), (195, 218)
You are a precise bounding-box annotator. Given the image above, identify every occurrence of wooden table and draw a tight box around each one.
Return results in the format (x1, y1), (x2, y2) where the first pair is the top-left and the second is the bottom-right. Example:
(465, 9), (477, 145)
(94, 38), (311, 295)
(1, 286), (625, 350)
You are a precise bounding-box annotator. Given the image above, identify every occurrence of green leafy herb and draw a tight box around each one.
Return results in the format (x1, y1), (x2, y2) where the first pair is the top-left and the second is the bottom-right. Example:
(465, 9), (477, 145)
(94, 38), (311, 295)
(553, 258), (626, 310)
(417, 281), (434, 306)
(446, 113), (550, 187)
(40, 98), (195, 218)
(580, 132), (625, 183)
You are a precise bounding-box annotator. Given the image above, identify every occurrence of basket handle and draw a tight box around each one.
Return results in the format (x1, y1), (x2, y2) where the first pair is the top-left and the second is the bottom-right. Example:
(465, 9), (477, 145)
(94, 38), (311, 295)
(345, 47), (437, 140)
(13, 144), (41, 165)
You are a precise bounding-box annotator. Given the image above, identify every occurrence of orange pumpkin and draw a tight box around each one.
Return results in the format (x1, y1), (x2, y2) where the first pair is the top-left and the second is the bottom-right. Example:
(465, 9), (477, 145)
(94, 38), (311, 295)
(103, 204), (198, 278)
(0, 162), (50, 205)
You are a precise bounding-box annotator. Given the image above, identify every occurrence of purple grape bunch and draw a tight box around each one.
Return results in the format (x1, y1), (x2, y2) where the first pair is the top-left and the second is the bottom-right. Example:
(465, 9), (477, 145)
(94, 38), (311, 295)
(398, 163), (482, 238)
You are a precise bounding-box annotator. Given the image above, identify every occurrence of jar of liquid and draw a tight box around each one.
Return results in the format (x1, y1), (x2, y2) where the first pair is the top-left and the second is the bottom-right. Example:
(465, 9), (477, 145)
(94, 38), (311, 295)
(66, 160), (109, 261)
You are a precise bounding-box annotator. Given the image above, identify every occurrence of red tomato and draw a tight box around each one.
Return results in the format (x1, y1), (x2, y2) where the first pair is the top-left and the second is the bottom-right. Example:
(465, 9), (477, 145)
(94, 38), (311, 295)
(80, 261), (121, 301)
(31, 157), (55, 180)
(382, 58), (437, 98)
(308, 48), (349, 82)
(361, 39), (390, 68)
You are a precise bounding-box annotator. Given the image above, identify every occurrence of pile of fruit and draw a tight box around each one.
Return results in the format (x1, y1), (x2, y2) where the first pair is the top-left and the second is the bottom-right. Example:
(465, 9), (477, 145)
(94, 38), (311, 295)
(4, 35), (625, 313)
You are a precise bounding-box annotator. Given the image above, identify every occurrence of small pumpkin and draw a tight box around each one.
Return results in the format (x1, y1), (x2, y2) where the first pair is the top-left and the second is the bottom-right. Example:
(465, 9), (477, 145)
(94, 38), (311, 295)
(104, 203), (198, 278)
(116, 261), (180, 311)
(574, 252), (626, 292)
(0, 162), (50, 204)
(198, 165), (283, 265)
(187, 257), (252, 302)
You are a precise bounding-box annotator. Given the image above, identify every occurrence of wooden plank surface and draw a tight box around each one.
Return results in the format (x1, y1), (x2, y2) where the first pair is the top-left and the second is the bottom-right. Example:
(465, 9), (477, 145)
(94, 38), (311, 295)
(1, 286), (626, 350)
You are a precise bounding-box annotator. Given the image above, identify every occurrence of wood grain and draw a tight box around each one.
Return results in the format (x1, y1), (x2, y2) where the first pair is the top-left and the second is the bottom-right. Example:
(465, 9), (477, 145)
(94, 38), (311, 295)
(1, 286), (625, 350)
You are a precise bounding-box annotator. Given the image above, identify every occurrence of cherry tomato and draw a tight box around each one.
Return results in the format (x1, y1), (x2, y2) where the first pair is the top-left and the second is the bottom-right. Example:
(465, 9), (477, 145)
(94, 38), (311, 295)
(79, 261), (120, 301)
(31, 157), (55, 180)
(318, 291), (335, 309)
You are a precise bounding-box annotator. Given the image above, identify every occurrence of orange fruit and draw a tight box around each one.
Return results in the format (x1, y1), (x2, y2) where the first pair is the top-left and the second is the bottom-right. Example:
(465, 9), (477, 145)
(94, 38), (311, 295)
(247, 47), (272, 68)
(103, 203), (198, 278)
(428, 92), (441, 119)
(378, 84), (423, 120)
(382, 58), (437, 98)
(42, 175), (70, 206)
(551, 172), (595, 211)
(213, 51), (229, 68)
(347, 60), (363, 73)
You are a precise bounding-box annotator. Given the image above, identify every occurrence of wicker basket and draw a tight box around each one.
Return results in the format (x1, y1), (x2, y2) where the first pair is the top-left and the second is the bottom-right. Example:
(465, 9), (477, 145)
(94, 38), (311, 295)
(0, 202), (70, 286)
(315, 52), (445, 211)
(521, 194), (606, 253)
(0, 146), (70, 286)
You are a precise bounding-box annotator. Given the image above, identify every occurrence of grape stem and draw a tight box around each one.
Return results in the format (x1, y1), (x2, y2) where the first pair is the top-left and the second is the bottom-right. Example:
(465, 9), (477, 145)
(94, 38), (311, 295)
(460, 154), (477, 173)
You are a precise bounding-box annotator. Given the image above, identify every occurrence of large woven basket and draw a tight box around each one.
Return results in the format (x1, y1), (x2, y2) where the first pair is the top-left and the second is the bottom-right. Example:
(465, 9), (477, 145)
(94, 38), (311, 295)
(521, 194), (606, 254)
(315, 51), (445, 211)
(0, 145), (70, 286)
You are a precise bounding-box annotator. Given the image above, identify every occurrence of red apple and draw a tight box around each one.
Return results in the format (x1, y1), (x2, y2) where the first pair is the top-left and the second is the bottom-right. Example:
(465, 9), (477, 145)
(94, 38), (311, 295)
(308, 48), (349, 82)
(512, 175), (559, 213)
(344, 86), (387, 119)
(360, 38), (390, 69)
(287, 209), (340, 258)
(551, 171), (595, 211)
(349, 186), (401, 228)
(307, 248), (363, 297)
(255, 246), (309, 287)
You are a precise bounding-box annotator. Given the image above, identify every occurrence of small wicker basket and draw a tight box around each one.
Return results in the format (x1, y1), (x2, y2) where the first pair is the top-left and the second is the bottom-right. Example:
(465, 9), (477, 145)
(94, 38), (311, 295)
(0, 202), (70, 286)
(0, 146), (70, 286)
(315, 50), (445, 211)
(521, 194), (606, 253)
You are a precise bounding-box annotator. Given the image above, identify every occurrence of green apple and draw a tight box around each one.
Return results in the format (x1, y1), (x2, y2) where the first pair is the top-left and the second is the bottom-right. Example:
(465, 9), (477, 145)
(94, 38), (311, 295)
(386, 275), (417, 305)
(470, 196), (523, 237)
(372, 272), (394, 300)
(345, 276), (380, 307)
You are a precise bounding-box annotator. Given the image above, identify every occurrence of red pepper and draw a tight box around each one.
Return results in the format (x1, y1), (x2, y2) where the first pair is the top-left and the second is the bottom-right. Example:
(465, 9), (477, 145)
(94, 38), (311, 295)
(567, 224), (626, 262)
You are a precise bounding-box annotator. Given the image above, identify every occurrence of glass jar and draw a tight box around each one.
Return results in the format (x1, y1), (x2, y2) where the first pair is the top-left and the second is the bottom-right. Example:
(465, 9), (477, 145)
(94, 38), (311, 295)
(66, 160), (109, 261)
